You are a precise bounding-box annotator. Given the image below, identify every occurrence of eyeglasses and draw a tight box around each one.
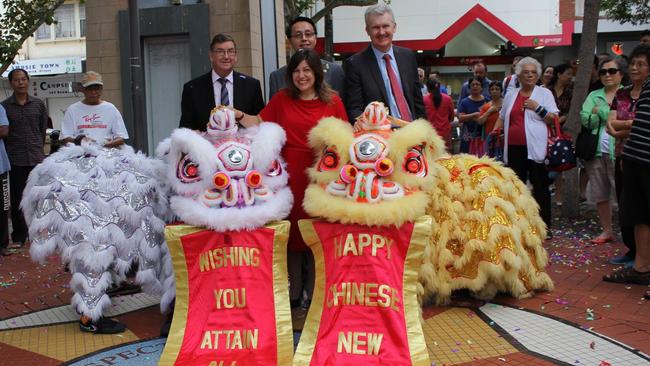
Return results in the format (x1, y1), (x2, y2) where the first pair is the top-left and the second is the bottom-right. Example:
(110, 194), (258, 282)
(599, 68), (620, 76)
(631, 61), (649, 69)
(291, 31), (316, 39)
(212, 48), (237, 57)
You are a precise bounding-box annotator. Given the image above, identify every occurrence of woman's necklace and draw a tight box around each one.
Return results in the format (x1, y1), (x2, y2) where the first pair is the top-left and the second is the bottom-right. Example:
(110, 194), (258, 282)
(299, 92), (318, 100)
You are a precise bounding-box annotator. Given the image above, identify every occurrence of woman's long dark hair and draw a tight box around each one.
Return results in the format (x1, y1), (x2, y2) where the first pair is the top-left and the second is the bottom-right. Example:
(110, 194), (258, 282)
(285, 48), (333, 103)
(548, 63), (572, 89)
(426, 78), (442, 108)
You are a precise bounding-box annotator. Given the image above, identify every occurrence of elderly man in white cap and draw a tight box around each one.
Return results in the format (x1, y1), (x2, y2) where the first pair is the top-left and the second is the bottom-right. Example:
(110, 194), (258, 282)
(61, 71), (128, 148)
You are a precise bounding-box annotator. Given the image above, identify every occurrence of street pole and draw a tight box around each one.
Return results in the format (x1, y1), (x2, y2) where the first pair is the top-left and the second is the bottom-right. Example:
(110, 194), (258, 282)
(129, 0), (147, 153)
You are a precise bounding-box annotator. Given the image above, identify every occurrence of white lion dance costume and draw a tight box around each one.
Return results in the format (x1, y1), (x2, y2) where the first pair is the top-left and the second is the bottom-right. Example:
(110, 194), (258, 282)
(21, 143), (170, 323)
(303, 102), (553, 305)
(157, 108), (294, 366)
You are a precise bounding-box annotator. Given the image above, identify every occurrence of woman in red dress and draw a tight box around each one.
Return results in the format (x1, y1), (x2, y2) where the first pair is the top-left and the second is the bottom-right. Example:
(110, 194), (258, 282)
(234, 49), (348, 328)
(423, 78), (454, 151)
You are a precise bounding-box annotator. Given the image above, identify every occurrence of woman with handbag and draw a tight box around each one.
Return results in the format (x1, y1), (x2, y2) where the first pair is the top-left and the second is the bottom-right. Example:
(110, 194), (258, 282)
(579, 56), (627, 245)
(457, 77), (487, 155)
(492, 57), (559, 234)
(547, 64), (575, 206)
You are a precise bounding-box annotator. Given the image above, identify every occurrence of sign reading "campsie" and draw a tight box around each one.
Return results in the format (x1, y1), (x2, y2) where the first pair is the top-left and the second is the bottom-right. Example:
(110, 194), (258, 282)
(2, 57), (83, 77)
(295, 217), (431, 366)
(159, 222), (293, 366)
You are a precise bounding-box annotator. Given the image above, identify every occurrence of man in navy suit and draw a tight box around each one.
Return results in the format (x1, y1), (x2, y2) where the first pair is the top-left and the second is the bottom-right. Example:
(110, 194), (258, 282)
(180, 33), (264, 131)
(343, 4), (424, 122)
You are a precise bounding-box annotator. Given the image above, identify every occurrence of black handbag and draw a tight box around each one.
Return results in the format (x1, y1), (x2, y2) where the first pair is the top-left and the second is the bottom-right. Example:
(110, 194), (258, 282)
(575, 115), (599, 161)
(545, 116), (576, 172)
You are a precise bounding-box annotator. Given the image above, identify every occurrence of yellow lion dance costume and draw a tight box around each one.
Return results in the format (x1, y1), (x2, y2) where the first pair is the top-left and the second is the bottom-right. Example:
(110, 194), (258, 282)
(303, 102), (553, 304)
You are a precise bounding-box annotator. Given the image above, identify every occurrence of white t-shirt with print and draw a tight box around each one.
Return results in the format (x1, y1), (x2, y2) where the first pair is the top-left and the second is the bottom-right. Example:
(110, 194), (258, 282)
(61, 101), (129, 142)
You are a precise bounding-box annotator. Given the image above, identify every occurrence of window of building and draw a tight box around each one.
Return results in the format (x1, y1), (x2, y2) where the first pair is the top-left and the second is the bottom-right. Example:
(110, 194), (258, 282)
(79, 5), (86, 38)
(36, 23), (51, 40)
(34, 2), (85, 42)
(55, 4), (76, 38)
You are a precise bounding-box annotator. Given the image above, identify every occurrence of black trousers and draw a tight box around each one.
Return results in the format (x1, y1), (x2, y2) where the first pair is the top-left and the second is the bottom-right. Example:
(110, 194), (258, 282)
(507, 145), (551, 229)
(615, 157), (636, 258)
(9, 165), (34, 243)
(0, 172), (9, 250)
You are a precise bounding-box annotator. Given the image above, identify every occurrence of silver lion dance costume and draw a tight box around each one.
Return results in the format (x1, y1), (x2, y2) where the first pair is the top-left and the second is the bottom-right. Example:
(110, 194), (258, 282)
(21, 141), (171, 331)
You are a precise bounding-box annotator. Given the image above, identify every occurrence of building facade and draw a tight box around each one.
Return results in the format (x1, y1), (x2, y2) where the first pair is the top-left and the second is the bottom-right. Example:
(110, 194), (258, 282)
(85, 0), (285, 153)
(314, 0), (647, 97)
(1, 0), (87, 130)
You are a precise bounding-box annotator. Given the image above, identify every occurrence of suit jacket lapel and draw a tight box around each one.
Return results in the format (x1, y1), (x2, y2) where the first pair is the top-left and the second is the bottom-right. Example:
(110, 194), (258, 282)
(203, 72), (216, 110)
(364, 46), (389, 104)
(232, 71), (244, 110)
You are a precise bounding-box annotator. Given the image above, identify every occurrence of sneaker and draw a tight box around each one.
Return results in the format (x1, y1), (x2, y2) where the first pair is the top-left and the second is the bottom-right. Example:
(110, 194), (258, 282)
(79, 316), (126, 334)
(609, 255), (634, 266)
(106, 282), (141, 297)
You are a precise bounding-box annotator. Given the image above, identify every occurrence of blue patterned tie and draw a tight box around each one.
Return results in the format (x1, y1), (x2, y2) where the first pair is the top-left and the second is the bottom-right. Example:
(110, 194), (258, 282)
(218, 78), (229, 106)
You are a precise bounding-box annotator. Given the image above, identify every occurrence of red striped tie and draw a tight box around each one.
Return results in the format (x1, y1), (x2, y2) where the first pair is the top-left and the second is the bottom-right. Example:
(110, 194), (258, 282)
(382, 53), (411, 121)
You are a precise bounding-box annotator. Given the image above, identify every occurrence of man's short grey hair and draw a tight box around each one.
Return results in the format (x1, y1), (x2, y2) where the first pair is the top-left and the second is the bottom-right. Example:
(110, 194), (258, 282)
(515, 57), (542, 76)
(364, 4), (395, 27)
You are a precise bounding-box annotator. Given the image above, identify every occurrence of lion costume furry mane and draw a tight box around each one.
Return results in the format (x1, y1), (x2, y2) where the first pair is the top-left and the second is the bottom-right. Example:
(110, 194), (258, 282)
(303, 102), (553, 303)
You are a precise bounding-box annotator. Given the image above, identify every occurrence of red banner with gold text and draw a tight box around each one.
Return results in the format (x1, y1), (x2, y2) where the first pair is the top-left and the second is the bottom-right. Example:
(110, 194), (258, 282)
(158, 222), (293, 366)
(294, 217), (431, 366)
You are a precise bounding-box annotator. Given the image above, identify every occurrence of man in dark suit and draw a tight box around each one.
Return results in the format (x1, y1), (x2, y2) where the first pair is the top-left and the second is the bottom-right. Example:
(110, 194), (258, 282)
(343, 4), (424, 122)
(180, 33), (264, 131)
(268, 16), (345, 99)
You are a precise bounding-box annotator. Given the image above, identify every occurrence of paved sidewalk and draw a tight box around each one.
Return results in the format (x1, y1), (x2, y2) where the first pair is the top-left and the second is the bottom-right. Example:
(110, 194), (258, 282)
(0, 203), (648, 365)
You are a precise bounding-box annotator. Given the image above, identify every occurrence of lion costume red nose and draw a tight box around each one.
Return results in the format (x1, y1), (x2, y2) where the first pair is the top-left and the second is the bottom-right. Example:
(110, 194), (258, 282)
(213, 172), (231, 190)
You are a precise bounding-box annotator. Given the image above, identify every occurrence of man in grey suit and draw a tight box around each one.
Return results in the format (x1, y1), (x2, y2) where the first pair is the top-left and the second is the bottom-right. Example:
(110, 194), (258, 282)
(343, 4), (424, 122)
(268, 16), (345, 99)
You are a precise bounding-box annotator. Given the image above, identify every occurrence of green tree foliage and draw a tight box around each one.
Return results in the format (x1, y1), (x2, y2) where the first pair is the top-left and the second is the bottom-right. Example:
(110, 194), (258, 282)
(0, 0), (65, 75)
(601, 0), (650, 25)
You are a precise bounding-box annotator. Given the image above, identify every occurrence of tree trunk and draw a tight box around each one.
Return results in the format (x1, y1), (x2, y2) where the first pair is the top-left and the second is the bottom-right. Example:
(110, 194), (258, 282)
(324, 8), (334, 61)
(561, 0), (601, 218)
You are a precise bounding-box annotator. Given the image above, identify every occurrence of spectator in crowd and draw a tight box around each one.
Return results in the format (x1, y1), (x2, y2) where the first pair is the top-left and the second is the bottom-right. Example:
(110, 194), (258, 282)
(580, 56), (627, 245)
(603, 57), (650, 292)
(429, 71), (448, 94)
(477, 81), (504, 137)
(590, 55), (606, 92)
(61, 71), (128, 148)
(457, 77), (487, 155)
(180, 33), (264, 131)
(492, 57), (558, 233)
(269, 16), (344, 99)
(234, 49), (348, 330)
(457, 62), (491, 105)
(604, 45), (650, 267)
(641, 29), (650, 45)
(1, 68), (48, 248)
(549, 64), (574, 125)
(541, 65), (554, 88)
(547, 63), (574, 207)
(423, 78), (454, 150)
(418, 68), (428, 96)
(503, 55), (523, 96)
(344, 4), (424, 122)
(0, 105), (10, 256)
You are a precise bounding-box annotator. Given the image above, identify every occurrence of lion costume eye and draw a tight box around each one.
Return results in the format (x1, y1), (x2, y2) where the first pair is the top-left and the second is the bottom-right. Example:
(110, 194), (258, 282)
(267, 159), (283, 176)
(403, 145), (428, 177)
(177, 153), (201, 183)
(318, 147), (340, 171)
